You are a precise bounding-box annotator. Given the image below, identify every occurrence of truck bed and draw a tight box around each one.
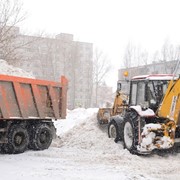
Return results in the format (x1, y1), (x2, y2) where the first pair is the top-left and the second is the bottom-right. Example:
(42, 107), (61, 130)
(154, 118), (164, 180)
(0, 74), (68, 120)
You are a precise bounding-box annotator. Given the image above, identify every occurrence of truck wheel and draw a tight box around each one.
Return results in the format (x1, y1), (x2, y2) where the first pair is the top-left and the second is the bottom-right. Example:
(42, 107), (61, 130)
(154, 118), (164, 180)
(108, 120), (120, 142)
(4, 124), (29, 154)
(48, 122), (57, 139)
(30, 123), (53, 150)
(123, 111), (145, 154)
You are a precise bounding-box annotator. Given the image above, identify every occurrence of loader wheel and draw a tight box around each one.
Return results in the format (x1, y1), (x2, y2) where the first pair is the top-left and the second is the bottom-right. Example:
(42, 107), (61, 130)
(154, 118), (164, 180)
(4, 124), (29, 154)
(29, 123), (53, 150)
(108, 120), (120, 142)
(123, 119), (136, 153)
(123, 111), (145, 154)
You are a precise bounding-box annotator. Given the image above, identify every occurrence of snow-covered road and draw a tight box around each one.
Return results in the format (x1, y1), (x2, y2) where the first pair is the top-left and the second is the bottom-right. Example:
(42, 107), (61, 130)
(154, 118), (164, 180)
(1, 108), (180, 180)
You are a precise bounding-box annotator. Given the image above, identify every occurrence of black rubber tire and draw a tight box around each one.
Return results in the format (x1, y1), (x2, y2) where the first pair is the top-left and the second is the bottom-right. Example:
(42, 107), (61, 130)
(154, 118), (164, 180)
(0, 144), (5, 154)
(29, 123), (53, 150)
(3, 124), (29, 154)
(108, 120), (120, 142)
(48, 122), (56, 139)
(123, 110), (145, 154)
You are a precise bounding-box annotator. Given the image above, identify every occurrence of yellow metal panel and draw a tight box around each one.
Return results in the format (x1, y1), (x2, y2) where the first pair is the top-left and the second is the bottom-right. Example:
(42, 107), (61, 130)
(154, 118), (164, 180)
(157, 79), (180, 124)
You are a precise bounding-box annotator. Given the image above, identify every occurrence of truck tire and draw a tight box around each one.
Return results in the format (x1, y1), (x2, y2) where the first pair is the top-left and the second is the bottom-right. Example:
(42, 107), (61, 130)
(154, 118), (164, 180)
(108, 120), (120, 143)
(4, 124), (29, 154)
(48, 122), (57, 139)
(29, 123), (53, 150)
(123, 111), (145, 154)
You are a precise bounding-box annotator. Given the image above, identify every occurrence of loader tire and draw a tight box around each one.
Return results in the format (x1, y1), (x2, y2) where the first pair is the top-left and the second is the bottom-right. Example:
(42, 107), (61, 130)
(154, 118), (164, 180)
(123, 111), (141, 154)
(3, 124), (29, 154)
(108, 120), (120, 143)
(29, 123), (53, 150)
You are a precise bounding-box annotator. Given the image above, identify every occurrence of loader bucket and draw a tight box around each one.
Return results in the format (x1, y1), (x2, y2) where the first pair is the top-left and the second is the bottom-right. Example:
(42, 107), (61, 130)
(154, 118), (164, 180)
(97, 108), (111, 124)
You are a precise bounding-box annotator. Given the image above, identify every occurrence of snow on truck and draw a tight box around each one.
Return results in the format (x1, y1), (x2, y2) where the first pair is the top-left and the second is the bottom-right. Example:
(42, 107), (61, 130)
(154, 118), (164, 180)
(100, 73), (180, 154)
(0, 74), (68, 154)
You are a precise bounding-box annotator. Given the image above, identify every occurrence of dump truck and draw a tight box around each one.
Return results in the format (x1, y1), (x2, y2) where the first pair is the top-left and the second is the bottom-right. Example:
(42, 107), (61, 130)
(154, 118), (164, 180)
(108, 74), (180, 154)
(0, 74), (68, 154)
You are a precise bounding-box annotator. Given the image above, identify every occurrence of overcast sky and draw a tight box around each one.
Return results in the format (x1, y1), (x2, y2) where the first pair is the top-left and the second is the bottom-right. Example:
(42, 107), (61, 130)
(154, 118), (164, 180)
(21, 0), (180, 88)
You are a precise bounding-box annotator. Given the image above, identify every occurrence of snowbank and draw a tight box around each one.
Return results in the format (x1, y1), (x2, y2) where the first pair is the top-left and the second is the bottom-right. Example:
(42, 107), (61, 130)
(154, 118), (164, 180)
(53, 108), (126, 154)
(52, 108), (180, 180)
(0, 59), (34, 78)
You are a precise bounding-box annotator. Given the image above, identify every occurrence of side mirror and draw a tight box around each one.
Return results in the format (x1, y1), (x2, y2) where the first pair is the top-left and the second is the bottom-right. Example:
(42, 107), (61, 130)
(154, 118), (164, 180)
(117, 82), (121, 91)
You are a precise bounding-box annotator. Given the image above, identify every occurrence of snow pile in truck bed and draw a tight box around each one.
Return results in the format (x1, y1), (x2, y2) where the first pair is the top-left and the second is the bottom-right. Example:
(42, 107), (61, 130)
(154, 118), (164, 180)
(0, 59), (34, 78)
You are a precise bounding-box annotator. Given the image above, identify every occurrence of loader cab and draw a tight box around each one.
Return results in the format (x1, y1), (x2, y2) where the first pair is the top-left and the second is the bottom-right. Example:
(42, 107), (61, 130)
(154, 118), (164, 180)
(129, 74), (173, 111)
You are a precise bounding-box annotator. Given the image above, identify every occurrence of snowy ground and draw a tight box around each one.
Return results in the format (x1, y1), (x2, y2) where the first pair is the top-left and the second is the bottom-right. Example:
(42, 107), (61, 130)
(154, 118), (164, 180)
(1, 108), (180, 180)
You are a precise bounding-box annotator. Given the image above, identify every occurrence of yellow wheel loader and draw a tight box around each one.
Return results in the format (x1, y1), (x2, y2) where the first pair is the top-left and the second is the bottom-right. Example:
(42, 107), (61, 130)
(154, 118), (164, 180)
(108, 74), (180, 154)
(97, 82), (128, 125)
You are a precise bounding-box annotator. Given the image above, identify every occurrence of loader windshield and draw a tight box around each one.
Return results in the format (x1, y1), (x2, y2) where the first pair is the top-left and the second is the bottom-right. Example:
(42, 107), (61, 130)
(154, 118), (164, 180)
(129, 79), (170, 110)
(150, 80), (169, 105)
(130, 81), (145, 106)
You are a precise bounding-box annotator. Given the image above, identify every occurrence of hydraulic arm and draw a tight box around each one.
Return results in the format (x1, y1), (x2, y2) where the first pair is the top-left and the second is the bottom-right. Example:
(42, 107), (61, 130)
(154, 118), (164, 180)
(157, 78), (180, 124)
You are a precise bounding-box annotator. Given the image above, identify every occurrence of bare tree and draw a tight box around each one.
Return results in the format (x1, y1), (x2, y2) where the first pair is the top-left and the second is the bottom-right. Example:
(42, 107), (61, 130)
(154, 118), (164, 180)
(93, 48), (112, 107)
(152, 50), (159, 63)
(123, 43), (149, 79)
(161, 40), (168, 62)
(158, 40), (180, 74)
(122, 40), (180, 76)
(123, 43), (134, 68)
(0, 0), (43, 65)
(140, 50), (148, 66)
(134, 46), (149, 67)
(160, 40), (178, 73)
(0, 0), (26, 59)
